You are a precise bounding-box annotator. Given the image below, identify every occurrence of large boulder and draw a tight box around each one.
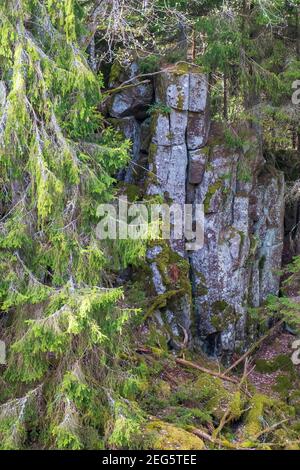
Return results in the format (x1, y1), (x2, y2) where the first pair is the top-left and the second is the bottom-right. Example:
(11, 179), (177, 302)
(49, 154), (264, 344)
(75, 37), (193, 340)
(144, 419), (205, 450)
(109, 62), (153, 119)
(110, 83), (153, 119)
(155, 69), (190, 111)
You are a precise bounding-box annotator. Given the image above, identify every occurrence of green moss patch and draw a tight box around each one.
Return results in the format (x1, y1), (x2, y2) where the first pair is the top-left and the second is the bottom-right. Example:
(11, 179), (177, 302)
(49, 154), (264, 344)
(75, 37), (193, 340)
(203, 180), (223, 213)
(144, 419), (205, 450)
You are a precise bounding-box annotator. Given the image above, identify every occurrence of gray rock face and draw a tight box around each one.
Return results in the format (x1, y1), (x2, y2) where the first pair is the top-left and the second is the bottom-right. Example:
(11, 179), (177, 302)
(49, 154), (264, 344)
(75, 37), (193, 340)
(251, 172), (285, 304)
(155, 71), (190, 110)
(146, 66), (284, 356)
(108, 63), (285, 358)
(110, 83), (153, 119)
(283, 182), (300, 264)
(188, 149), (207, 185)
(109, 62), (153, 119)
(189, 142), (284, 356)
(149, 262), (166, 295)
(187, 112), (210, 150)
(0, 81), (7, 132)
(152, 110), (188, 146)
(0, 81), (6, 109)
(147, 66), (210, 203)
(189, 73), (209, 112)
(148, 144), (188, 204)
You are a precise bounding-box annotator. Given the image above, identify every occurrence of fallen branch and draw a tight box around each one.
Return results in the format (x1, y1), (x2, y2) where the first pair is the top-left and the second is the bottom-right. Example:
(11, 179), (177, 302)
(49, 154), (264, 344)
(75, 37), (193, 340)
(178, 324), (189, 349)
(213, 358), (253, 439)
(136, 347), (152, 355)
(175, 358), (240, 386)
(102, 60), (200, 101)
(191, 428), (214, 443)
(254, 419), (289, 440)
(224, 320), (285, 376)
(192, 428), (245, 450)
(175, 357), (252, 398)
(192, 427), (278, 450)
(102, 79), (151, 98)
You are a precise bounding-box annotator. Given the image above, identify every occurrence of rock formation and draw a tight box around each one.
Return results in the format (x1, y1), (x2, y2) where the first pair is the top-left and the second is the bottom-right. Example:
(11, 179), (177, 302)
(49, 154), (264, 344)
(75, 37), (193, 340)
(107, 63), (285, 358)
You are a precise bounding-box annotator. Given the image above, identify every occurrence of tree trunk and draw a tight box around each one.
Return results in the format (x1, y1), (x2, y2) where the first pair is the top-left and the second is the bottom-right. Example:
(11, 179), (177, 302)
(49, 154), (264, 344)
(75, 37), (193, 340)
(223, 73), (228, 120)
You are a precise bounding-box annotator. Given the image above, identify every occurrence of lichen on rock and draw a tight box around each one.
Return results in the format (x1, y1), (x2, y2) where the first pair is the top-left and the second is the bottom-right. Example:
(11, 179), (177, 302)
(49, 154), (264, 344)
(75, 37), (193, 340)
(108, 61), (285, 358)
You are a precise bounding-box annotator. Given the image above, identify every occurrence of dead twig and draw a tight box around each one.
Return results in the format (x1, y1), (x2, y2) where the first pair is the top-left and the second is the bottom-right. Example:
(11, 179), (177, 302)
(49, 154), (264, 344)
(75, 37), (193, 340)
(224, 320), (285, 376)
(176, 358), (239, 385)
(102, 79), (151, 99)
(102, 60), (201, 103)
(213, 358), (252, 439)
(136, 347), (152, 355)
(175, 357), (253, 398)
(254, 419), (289, 440)
(191, 428), (250, 450)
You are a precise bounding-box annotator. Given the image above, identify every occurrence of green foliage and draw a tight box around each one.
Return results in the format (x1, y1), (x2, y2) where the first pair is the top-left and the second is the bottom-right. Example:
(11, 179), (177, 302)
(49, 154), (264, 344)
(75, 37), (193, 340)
(267, 285), (300, 334)
(163, 406), (212, 428)
(264, 253), (300, 334)
(139, 55), (161, 74)
(1, 0), (300, 451)
(108, 400), (146, 449)
(193, 1), (300, 152)
(237, 158), (252, 183)
(164, 49), (186, 64)
(147, 102), (172, 116)
(52, 424), (83, 450)
(258, 355), (289, 373)
(0, 0), (146, 451)
(0, 386), (41, 450)
(196, 14), (242, 74)
(224, 127), (245, 150)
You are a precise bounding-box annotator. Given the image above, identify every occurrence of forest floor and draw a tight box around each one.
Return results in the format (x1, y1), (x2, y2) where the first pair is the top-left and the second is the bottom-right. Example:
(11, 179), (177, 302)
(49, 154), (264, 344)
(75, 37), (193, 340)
(249, 331), (300, 397)
(133, 320), (300, 450)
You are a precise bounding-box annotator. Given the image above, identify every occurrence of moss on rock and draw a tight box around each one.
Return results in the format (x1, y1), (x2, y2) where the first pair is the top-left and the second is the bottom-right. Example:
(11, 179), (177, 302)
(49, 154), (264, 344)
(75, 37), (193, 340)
(210, 301), (236, 331)
(144, 419), (205, 450)
(109, 62), (124, 85)
(203, 180), (223, 213)
(245, 394), (271, 438)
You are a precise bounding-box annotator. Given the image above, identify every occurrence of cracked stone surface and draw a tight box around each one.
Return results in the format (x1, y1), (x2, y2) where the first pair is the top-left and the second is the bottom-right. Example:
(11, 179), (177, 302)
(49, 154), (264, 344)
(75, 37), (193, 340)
(108, 63), (285, 357)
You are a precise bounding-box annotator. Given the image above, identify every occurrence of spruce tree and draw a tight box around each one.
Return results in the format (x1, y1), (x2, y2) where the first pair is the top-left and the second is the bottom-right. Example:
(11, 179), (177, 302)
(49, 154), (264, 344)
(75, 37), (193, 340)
(0, 0), (144, 449)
